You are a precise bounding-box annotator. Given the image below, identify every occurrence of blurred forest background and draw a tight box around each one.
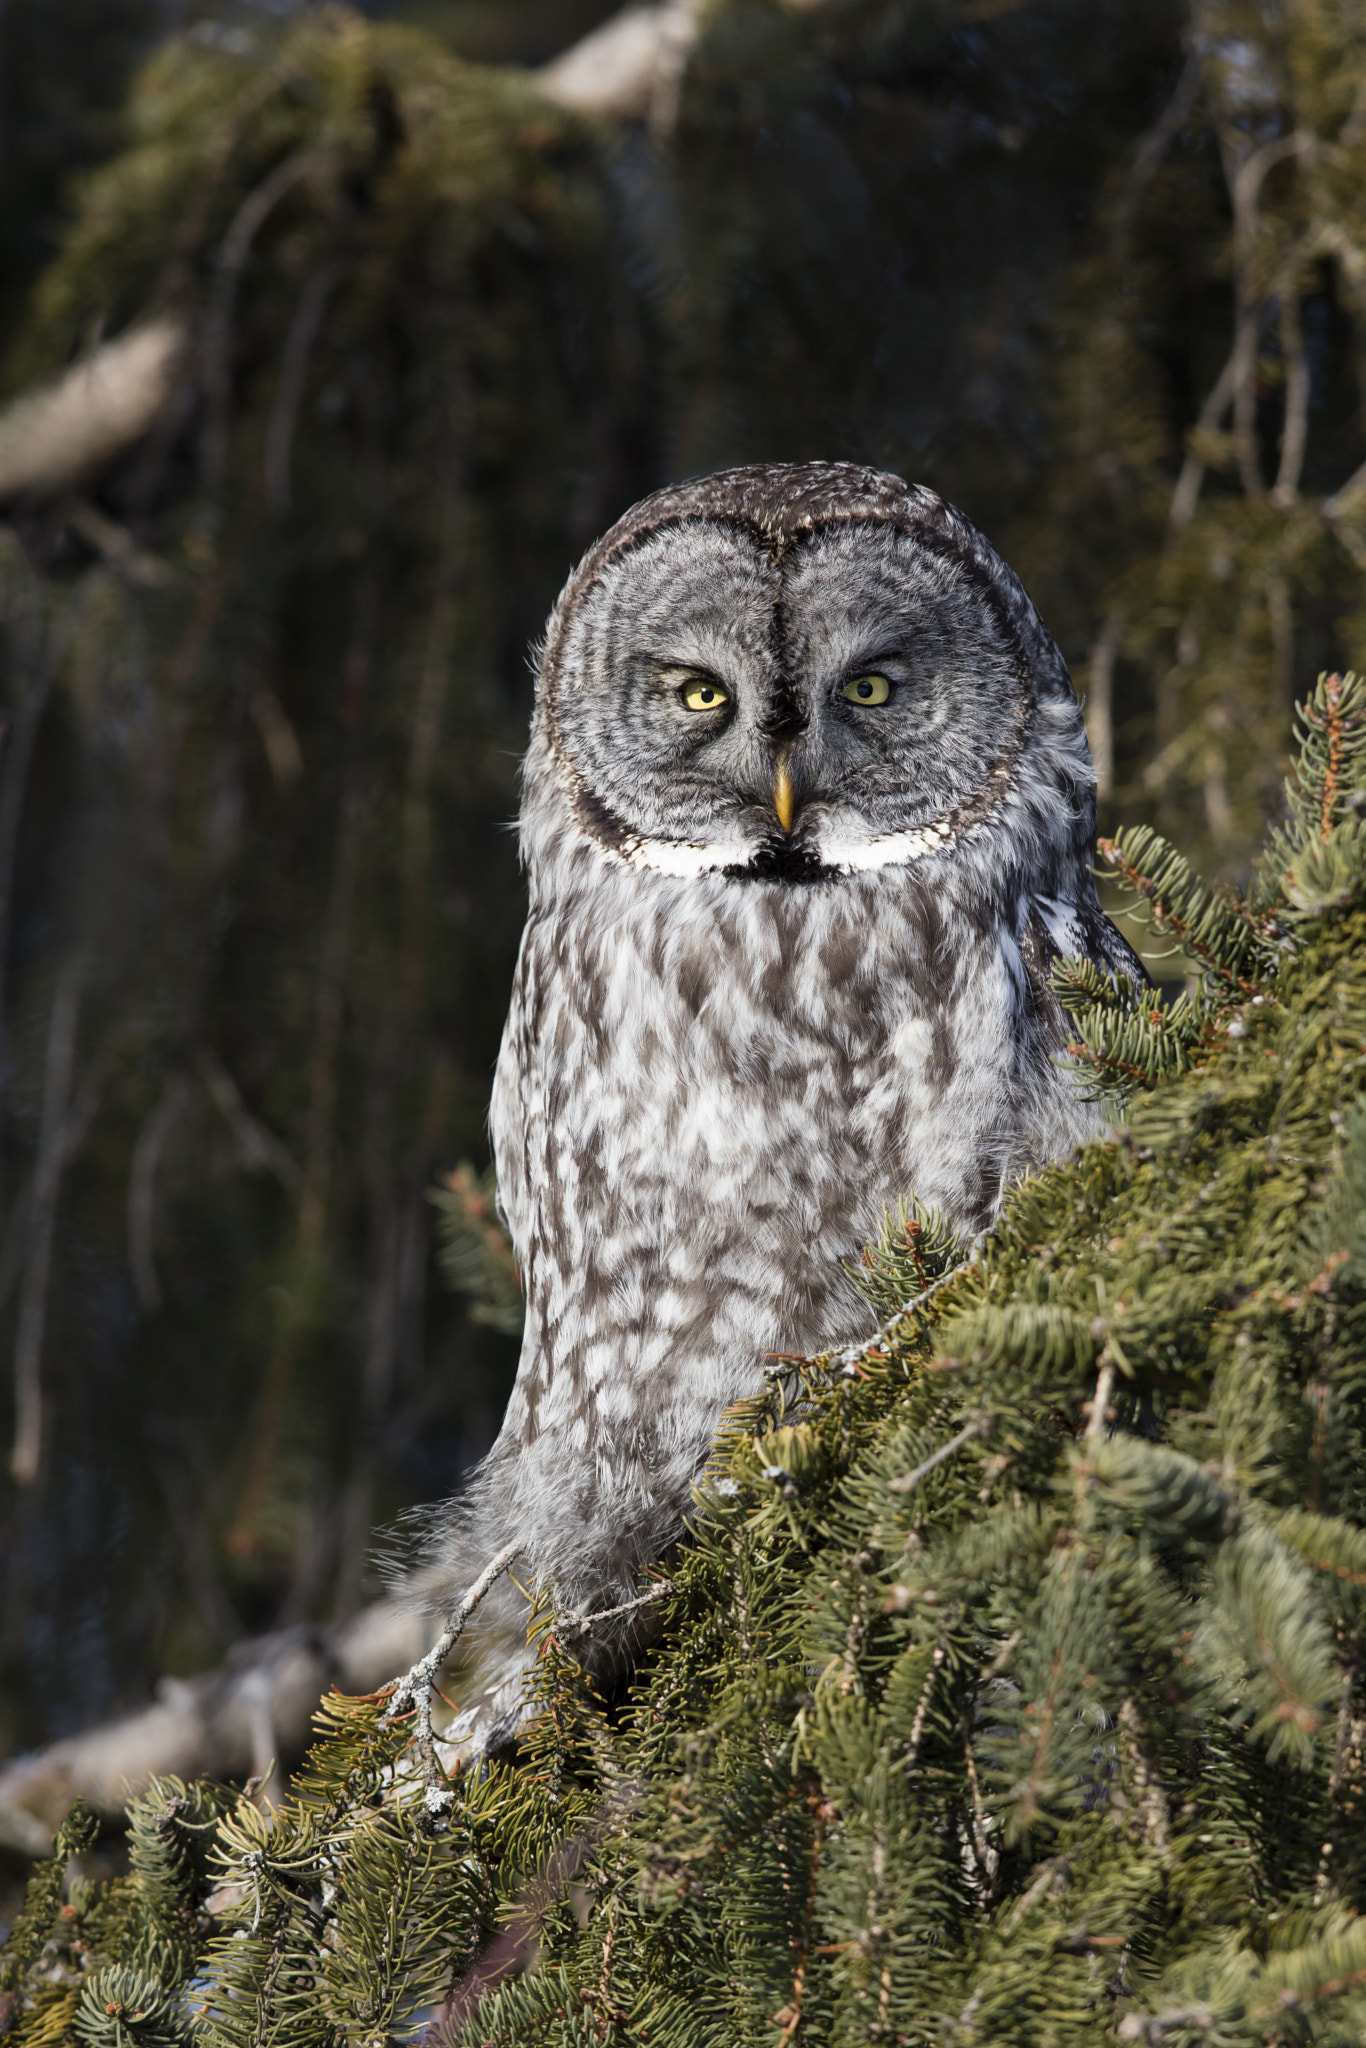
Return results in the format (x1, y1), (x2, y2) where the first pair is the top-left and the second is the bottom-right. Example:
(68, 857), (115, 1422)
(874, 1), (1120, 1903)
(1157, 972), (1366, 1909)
(0, 0), (1362, 1775)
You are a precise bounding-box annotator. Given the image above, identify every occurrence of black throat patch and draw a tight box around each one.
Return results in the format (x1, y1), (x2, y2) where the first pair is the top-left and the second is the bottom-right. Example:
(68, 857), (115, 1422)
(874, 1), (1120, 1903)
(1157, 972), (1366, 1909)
(724, 836), (837, 885)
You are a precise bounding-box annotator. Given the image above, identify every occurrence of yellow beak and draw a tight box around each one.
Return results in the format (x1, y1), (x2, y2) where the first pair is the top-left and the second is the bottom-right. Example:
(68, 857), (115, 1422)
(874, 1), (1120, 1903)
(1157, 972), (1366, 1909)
(773, 751), (795, 833)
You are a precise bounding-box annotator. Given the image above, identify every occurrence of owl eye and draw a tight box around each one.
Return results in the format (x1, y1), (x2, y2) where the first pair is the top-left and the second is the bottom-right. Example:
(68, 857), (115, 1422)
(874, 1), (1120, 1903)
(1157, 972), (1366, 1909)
(681, 679), (729, 712)
(841, 673), (892, 706)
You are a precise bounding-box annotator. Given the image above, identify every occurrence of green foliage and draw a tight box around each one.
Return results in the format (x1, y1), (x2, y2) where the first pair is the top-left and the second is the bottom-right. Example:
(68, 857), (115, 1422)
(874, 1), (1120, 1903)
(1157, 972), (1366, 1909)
(4, 681), (1365, 2037)
(431, 1162), (525, 1337)
(73, 1968), (186, 2048)
(845, 1197), (962, 1322)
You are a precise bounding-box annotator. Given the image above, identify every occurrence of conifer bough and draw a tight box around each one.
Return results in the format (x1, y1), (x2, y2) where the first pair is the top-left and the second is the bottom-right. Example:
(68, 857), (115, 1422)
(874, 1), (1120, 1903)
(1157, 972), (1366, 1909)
(3, 674), (1364, 2041)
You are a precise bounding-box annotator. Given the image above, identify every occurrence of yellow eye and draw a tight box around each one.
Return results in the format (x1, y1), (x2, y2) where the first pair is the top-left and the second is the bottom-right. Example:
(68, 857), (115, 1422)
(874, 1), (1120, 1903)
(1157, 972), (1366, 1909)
(682, 680), (729, 711)
(841, 674), (891, 706)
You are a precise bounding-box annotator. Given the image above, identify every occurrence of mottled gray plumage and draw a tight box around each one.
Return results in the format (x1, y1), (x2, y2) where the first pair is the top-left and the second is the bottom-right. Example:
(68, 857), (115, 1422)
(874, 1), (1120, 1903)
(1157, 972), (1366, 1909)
(431, 462), (1140, 1746)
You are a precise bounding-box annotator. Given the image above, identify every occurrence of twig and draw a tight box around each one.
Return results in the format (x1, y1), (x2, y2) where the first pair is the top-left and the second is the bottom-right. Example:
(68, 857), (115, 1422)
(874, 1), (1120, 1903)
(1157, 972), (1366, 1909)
(1272, 268), (1310, 506)
(201, 147), (330, 496)
(1112, 52), (1203, 257)
(1086, 1359), (1116, 1445)
(127, 1073), (192, 1313)
(904, 1641), (947, 1773)
(1224, 131), (1312, 503)
(1312, 1665), (1357, 1904)
(401, 442), (467, 1006)
(887, 1414), (992, 1494)
(962, 1714), (999, 1894)
(1169, 348), (1240, 529)
(264, 259), (338, 516)
(776, 1796), (827, 2045)
(1005, 1856), (1067, 1934)
(1086, 608), (1122, 799)
(227, 755), (367, 1555)
(833, 1256), (976, 1372)
(197, 1048), (302, 1193)
(11, 954), (84, 1484)
(0, 566), (50, 1063)
(559, 1582), (675, 1638)
(383, 1544), (521, 1809)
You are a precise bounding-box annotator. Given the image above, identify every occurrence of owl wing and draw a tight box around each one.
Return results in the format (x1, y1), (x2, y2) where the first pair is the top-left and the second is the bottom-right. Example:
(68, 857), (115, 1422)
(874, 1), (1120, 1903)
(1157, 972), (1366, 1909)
(489, 923), (540, 1271)
(1021, 890), (1149, 1028)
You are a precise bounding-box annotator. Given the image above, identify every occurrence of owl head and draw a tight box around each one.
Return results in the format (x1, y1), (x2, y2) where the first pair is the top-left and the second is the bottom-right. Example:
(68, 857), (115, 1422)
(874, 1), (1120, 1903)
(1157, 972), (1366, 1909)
(525, 463), (1095, 899)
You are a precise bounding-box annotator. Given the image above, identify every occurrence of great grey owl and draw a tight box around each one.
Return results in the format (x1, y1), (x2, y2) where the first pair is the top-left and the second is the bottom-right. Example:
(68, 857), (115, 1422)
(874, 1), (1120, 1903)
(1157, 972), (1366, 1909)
(431, 461), (1141, 1746)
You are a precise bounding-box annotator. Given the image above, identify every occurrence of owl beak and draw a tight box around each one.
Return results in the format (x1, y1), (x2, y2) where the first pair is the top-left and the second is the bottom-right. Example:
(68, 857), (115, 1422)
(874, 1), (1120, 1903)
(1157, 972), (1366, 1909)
(772, 750), (796, 834)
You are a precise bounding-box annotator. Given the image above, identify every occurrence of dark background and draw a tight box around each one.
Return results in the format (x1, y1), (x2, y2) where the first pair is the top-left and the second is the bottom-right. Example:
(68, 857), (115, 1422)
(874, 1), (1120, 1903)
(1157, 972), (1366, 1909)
(0, 0), (1359, 1772)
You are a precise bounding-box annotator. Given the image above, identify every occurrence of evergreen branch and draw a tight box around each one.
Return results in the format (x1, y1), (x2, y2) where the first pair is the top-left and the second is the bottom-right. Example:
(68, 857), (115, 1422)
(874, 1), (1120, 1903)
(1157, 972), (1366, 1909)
(1063, 978), (1206, 1097)
(1098, 826), (1266, 990)
(832, 1255), (976, 1373)
(1271, 1507), (1366, 1587)
(1051, 953), (1140, 1018)
(1314, 672), (1351, 840)
(430, 1163), (524, 1338)
(0, 1802), (98, 1993)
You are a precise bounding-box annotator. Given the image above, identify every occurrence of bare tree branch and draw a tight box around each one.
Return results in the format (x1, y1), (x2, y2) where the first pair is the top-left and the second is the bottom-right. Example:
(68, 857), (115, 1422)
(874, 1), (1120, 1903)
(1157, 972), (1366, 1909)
(1086, 608), (1123, 799)
(197, 1048), (303, 1194)
(1272, 269), (1310, 506)
(11, 955), (84, 1484)
(264, 259), (338, 516)
(127, 1072), (192, 1313)
(0, 321), (185, 504)
(201, 147), (332, 496)
(0, 1593), (435, 1850)
(536, 0), (706, 128)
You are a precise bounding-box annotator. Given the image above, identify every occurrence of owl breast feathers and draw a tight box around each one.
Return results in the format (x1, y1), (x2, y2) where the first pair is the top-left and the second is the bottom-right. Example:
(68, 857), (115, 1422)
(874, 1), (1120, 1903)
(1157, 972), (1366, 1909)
(429, 462), (1141, 1747)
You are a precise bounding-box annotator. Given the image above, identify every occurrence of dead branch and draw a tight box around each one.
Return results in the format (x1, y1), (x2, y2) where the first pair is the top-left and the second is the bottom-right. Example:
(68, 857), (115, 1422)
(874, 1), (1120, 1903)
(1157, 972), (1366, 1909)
(201, 147), (332, 495)
(535, 0), (707, 127)
(0, 1591), (434, 1855)
(1086, 607), (1123, 799)
(197, 1048), (303, 1193)
(127, 1073), (193, 1313)
(11, 956), (85, 1484)
(65, 499), (173, 586)
(0, 320), (186, 505)
(1272, 266), (1310, 506)
(263, 259), (338, 516)
(0, 6), (730, 511)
